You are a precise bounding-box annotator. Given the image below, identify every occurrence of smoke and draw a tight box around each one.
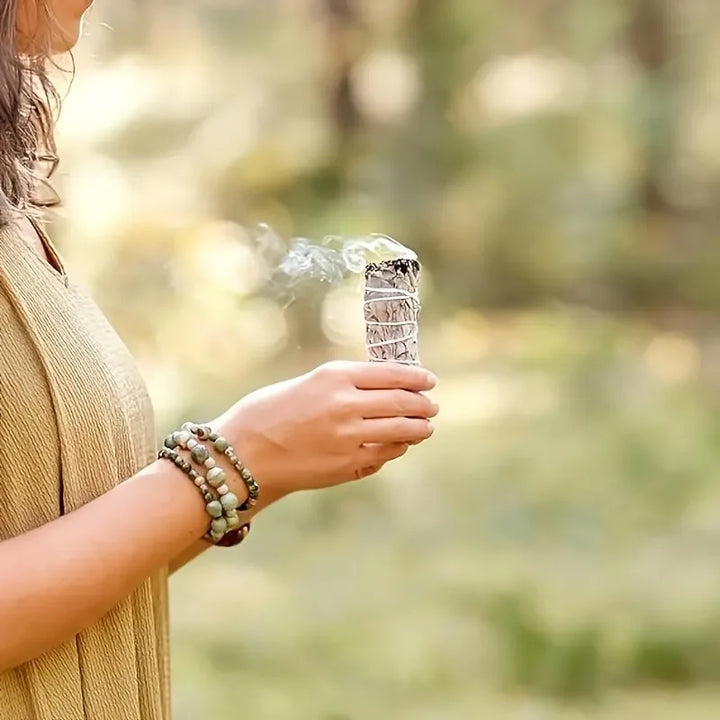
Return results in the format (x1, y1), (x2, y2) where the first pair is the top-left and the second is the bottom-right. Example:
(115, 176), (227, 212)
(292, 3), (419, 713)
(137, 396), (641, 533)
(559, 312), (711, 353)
(253, 224), (417, 293)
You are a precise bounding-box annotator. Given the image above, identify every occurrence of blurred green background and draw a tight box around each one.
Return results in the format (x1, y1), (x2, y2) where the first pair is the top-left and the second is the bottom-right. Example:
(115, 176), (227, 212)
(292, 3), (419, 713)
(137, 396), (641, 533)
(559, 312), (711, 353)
(50, 0), (720, 717)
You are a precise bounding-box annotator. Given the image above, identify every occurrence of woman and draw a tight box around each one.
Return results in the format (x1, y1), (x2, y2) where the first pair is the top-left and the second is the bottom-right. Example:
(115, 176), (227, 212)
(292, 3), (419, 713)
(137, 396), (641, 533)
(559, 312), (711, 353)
(0, 2), (439, 719)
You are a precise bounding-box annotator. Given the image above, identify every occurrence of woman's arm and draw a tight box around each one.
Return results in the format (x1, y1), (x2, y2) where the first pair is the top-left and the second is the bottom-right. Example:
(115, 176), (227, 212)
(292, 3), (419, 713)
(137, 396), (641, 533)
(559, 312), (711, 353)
(0, 361), (437, 671)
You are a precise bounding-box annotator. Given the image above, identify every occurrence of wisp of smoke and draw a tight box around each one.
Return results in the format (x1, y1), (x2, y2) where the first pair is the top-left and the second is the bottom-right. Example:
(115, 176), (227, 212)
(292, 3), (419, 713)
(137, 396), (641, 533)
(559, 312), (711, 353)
(252, 224), (416, 300)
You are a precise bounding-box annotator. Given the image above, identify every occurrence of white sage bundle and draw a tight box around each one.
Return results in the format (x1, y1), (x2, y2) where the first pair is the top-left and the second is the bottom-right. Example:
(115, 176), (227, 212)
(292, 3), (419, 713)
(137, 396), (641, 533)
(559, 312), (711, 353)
(364, 259), (421, 365)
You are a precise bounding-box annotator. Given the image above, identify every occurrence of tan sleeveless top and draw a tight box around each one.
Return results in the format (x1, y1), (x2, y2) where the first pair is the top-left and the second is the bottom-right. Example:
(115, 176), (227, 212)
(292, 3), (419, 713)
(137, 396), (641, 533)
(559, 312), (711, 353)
(0, 221), (170, 719)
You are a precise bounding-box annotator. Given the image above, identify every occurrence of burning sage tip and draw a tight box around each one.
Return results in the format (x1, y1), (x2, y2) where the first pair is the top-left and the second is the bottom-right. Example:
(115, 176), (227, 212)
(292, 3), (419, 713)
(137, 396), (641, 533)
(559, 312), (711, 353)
(364, 258), (421, 277)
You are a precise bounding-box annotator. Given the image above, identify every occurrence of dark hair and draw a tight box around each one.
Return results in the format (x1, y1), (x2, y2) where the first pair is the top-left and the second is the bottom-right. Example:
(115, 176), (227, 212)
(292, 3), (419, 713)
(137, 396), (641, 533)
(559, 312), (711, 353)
(0, 0), (59, 225)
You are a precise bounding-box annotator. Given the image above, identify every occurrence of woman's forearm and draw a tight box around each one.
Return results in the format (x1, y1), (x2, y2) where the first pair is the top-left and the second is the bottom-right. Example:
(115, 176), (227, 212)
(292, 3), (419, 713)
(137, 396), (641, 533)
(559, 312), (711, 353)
(0, 460), (217, 671)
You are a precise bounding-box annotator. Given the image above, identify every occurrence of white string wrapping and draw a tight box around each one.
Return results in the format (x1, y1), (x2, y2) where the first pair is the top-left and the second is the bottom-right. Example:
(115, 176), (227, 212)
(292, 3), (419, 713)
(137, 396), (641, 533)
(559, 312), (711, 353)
(363, 286), (421, 364)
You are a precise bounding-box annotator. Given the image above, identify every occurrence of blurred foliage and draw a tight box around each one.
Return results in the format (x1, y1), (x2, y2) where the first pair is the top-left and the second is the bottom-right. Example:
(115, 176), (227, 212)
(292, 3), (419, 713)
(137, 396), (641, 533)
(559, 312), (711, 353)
(48, 0), (720, 717)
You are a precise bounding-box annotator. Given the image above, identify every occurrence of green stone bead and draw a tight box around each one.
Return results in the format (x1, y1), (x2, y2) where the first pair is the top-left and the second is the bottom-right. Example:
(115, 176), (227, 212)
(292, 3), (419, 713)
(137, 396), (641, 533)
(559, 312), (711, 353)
(190, 444), (210, 464)
(214, 437), (229, 453)
(163, 435), (177, 449)
(172, 430), (191, 447)
(206, 467), (226, 488)
(209, 530), (224, 543)
(220, 492), (238, 511)
(226, 514), (241, 530)
(211, 517), (228, 535)
(206, 500), (223, 518)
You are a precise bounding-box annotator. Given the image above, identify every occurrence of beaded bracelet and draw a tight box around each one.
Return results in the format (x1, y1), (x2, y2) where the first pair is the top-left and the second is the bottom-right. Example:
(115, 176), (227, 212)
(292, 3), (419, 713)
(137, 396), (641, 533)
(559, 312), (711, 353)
(164, 424), (259, 511)
(184, 423), (260, 508)
(162, 432), (243, 538)
(158, 446), (248, 543)
(161, 423), (259, 543)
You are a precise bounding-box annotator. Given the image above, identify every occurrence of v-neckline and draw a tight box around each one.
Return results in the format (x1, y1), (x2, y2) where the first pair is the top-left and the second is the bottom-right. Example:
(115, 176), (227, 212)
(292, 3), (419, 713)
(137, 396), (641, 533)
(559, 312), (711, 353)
(25, 215), (68, 285)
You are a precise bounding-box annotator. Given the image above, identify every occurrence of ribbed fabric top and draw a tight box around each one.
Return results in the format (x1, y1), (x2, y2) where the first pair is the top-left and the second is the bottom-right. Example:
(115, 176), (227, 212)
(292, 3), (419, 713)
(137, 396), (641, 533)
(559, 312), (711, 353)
(0, 221), (170, 720)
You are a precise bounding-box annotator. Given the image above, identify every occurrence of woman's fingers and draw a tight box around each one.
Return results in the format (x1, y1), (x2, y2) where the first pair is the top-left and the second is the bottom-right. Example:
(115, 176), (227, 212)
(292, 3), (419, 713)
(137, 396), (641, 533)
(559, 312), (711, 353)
(355, 465), (382, 480)
(346, 361), (437, 392)
(360, 442), (410, 464)
(353, 442), (410, 479)
(358, 389), (439, 419)
(359, 418), (434, 444)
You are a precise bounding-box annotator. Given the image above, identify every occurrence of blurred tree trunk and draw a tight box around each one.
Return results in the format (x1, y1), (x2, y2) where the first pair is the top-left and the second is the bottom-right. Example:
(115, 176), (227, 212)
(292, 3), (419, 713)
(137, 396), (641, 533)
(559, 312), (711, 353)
(322, 0), (362, 140)
(618, 0), (691, 310)
(627, 0), (674, 216)
(405, 0), (479, 297)
(281, 0), (365, 353)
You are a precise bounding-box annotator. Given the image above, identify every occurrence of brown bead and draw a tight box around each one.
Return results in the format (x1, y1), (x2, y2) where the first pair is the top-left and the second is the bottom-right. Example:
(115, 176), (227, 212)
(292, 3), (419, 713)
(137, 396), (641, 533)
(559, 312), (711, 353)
(215, 522), (251, 547)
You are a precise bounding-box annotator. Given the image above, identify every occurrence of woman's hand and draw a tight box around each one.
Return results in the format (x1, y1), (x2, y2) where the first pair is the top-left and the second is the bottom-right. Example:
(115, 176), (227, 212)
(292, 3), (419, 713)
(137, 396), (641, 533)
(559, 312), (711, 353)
(214, 361), (438, 498)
